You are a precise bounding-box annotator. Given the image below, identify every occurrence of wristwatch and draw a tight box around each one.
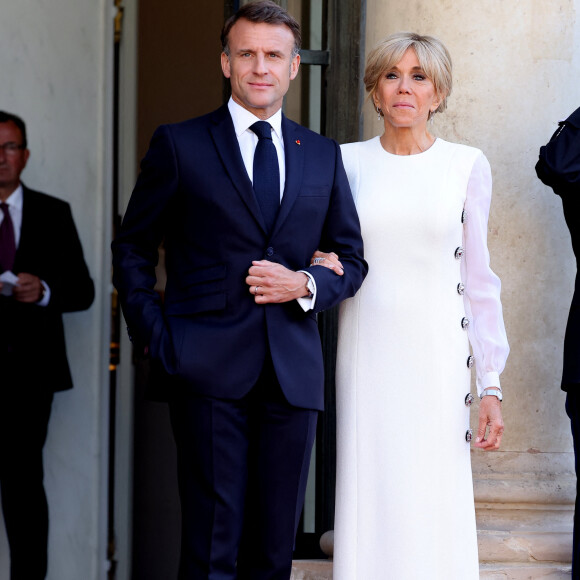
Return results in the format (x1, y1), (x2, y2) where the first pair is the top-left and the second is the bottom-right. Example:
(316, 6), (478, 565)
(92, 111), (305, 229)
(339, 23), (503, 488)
(480, 388), (502, 402)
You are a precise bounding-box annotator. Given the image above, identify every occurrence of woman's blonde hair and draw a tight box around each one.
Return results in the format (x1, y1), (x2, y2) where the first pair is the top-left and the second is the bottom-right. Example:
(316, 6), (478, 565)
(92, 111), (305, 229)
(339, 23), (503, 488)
(364, 32), (453, 117)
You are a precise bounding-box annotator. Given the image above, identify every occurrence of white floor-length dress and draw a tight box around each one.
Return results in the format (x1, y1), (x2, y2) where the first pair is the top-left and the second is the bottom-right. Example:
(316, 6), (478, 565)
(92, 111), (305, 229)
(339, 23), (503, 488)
(333, 137), (509, 580)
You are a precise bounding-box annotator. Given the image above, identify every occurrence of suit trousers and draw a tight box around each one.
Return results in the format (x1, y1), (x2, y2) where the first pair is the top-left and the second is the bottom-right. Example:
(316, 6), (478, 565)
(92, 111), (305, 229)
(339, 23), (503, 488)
(566, 390), (580, 579)
(168, 357), (318, 580)
(0, 372), (53, 580)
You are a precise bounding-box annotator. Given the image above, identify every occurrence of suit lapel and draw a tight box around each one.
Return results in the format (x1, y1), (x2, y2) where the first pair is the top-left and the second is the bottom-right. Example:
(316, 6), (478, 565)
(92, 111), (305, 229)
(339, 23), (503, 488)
(209, 106), (268, 233)
(272, 115), (305, 237)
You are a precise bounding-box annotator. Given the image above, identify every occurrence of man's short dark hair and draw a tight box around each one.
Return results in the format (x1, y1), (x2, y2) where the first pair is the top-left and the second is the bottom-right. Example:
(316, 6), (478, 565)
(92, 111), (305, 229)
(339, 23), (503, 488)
(221, 0), (301, 58)
(0, 111), (28, 148)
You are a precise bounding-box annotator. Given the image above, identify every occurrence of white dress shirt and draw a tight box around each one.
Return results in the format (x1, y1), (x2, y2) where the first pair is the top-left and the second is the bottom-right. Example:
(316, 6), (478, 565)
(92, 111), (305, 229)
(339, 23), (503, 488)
(228, 98), (286, 199)
(1, 185), (24, 246)
(1, 185), (51, 306)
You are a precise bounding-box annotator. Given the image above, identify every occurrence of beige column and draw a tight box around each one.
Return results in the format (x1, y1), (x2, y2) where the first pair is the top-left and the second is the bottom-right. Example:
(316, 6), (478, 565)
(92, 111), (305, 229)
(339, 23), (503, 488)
(346, 0), (580, 576)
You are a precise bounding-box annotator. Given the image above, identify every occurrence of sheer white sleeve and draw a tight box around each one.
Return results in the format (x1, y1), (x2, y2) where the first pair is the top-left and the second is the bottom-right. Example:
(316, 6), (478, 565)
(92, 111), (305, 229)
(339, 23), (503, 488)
(461, 152), (509, 395)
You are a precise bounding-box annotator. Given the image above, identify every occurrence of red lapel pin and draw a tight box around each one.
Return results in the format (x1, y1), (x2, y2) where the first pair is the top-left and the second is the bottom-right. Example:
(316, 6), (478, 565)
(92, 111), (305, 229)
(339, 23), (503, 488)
(295, 140), (301, 145)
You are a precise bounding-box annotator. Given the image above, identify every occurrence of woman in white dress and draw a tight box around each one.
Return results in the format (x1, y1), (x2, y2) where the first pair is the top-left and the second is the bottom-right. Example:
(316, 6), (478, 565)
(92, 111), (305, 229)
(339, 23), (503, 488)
(312, 33), (509, 579)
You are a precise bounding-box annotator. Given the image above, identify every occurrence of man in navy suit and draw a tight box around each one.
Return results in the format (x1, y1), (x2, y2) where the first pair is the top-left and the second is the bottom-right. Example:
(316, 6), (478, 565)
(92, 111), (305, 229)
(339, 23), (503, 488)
(0, 110), (94, 579)
(113, 2), (367, 578)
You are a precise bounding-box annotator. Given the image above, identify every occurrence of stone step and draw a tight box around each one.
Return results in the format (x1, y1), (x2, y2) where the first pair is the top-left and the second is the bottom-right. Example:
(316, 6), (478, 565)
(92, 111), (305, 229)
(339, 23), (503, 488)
(291, 560), (332, 580)
(291, 560), (573, 579)
(480, 562), (572, 579)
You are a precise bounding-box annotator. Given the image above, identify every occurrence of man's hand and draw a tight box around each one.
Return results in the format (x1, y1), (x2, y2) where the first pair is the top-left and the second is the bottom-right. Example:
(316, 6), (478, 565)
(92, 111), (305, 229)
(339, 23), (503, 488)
(473, 394), (504, 451)
(246, 260), (310, 304)
(13, 273), (44, 303)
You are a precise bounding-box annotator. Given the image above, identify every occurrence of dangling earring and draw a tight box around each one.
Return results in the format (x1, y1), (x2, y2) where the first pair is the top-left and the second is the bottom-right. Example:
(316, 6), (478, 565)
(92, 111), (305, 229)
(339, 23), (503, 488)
(376, 106), (382, 121)
(428, 106), (436, 124)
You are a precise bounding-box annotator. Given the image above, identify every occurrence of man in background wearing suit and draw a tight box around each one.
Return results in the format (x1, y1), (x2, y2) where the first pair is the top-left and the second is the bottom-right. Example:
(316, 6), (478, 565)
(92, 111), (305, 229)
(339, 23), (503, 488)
(0, 111), (94, 579)
(112, 1), (367, 578)
(536, 106), (580, 578)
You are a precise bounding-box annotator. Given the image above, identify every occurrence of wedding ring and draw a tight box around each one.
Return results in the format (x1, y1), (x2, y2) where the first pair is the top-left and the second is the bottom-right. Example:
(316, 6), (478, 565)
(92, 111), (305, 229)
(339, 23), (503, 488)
(254, 286), (259, 295)
(313, 257), (325, 264)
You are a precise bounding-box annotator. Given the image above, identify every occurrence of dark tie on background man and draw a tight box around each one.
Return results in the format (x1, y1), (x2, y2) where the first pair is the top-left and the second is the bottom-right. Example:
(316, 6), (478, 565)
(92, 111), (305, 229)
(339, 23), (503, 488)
(0, 202), (16, 272)
(250, 121), (280, 234)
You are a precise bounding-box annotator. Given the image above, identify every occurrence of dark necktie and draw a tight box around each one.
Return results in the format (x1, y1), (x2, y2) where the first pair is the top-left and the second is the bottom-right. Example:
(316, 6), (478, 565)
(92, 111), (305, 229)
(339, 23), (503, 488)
(250, 121), (280, 234)
(0, 202), (16, 273)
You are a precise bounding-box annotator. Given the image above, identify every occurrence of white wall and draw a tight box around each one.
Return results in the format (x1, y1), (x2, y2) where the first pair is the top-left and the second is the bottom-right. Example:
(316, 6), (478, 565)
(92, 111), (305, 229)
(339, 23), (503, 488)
(0, 0), (112, 578)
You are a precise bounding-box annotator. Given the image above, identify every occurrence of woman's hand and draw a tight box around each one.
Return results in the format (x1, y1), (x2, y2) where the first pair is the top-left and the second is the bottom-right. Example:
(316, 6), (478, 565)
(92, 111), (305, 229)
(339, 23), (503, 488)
(473, 394), (504, 451)
(310, 251), (344, 276)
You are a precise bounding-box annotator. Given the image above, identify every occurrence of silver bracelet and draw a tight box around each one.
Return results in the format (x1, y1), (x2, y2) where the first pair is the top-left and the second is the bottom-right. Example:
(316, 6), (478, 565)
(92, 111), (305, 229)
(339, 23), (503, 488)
(480, 387), (502, 402)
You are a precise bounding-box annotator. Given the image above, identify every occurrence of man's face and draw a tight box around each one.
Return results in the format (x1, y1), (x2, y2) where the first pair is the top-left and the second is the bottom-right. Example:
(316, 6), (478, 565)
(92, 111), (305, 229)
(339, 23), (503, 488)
(0, 121), (29, 198)
(221, 19), (300, 119)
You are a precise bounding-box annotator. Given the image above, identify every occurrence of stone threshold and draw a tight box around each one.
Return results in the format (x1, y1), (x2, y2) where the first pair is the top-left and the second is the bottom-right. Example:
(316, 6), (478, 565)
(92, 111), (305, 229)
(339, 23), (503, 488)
(291, 560), (572, 579)
(479, 562), (572, 579)
(291, 560), (332, 580)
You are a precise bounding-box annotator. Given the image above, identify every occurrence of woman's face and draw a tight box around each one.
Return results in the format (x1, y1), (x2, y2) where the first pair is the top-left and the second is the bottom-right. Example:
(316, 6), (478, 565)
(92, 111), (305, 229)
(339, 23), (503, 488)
(373, 48), (441, 131)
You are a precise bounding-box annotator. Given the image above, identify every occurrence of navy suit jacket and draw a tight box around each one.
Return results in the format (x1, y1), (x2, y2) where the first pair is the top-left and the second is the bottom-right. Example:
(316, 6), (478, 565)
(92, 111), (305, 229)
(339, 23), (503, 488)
(536, 107), (580, 388)
(113, 105), (367, 410)
(0, 185), (94, 392)
(561, 194), (580, 388)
